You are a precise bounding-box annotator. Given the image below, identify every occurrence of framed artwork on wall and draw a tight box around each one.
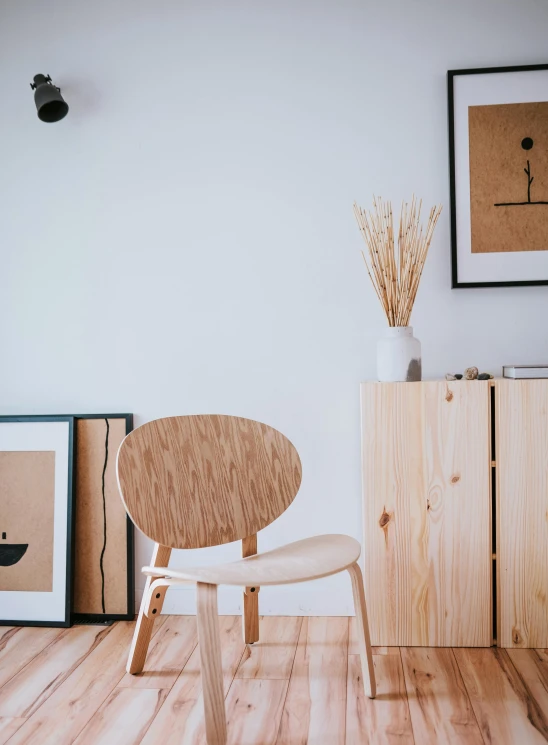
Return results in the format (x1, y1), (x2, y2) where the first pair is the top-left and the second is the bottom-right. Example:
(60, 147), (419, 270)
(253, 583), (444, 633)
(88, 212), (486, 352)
(448, 63), (548, 288)
(0, 416), (75, 627)
(72, 414), (134, 623)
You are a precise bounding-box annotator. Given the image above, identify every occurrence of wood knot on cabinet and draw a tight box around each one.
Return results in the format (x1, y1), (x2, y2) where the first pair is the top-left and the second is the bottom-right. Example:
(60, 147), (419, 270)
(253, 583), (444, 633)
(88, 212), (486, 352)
(379, 508), (392, 546)
(512, 627), (523, 645)
(451, 474), (460, 484)
(445, 388), (454, 402)
(379, 510), (391, 529)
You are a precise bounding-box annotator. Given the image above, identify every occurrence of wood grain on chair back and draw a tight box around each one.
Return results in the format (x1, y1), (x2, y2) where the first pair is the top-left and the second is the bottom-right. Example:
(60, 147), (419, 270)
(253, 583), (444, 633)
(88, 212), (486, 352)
(116, 415), (302, 549)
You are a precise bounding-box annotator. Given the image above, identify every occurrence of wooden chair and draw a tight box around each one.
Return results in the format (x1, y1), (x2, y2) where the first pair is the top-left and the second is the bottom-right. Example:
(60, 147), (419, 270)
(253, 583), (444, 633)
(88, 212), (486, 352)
(117, 414), (376, 745)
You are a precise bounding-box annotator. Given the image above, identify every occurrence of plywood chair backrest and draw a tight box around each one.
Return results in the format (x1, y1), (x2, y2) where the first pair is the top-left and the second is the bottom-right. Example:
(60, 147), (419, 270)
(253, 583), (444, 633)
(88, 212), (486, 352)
(116, 415), (303, 549)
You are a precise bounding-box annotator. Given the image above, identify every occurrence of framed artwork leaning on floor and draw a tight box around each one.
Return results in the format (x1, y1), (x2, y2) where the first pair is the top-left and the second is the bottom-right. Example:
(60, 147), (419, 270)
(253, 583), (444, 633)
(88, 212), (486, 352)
(0, 416), (75, 627)
(72, 414), (134, 623)
(448, 63), (548, 287)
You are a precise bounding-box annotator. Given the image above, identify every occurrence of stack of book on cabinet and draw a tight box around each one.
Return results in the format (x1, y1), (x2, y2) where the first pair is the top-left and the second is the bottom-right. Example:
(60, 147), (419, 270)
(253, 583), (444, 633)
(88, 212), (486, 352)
(503, 365), (548, 379)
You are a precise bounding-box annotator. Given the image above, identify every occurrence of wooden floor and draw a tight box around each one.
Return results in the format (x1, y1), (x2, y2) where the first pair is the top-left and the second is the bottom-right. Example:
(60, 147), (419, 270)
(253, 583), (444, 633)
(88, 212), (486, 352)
(1, 616), (548, 744)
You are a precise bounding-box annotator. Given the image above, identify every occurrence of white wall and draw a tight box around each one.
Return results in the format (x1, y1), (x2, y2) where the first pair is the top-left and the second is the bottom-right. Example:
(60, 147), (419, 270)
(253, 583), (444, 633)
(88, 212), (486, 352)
(1, 0), (547, 615)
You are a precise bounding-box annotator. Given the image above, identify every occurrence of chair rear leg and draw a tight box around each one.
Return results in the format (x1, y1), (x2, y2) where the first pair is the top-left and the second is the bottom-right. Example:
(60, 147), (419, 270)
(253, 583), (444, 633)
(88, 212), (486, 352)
(347, 561), (376, 699)
(197, 582), (227, 745)
(242, 535), (259, 644)
(127, 543), (172, 674)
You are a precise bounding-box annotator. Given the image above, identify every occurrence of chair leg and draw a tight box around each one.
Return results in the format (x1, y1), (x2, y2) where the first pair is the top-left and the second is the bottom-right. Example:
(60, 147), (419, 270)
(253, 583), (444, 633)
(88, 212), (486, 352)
(127, 543), (172, 675)
(242, 535), (259, 644)
(197, 582), (227, 745)
(347, 561), (376, 699)
(243, 587), (260, 644)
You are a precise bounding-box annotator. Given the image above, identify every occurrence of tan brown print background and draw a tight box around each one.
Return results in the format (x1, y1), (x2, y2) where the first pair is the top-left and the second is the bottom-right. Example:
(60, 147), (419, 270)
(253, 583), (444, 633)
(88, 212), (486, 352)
(0, 451), (55, 592)
(469, 101), (548, 253)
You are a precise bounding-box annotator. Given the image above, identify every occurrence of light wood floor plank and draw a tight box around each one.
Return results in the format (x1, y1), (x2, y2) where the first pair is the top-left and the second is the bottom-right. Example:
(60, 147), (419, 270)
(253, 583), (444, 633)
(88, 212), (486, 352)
(140, 615), (245, 745)
(507, 649), (548, 718)
(0, 625), (111, 718)
(117, 615), (197, 689)
(0, 628), (18, 654)
(236, 617), (302, 680)
(73, 688), (168, 745)
(7, 621), (135, 745)
(0, 717), (26, 745)
(346, 653), (413, 744)
(400, 647), (483, 745)
(0, 627), (61, 690)
(276, 617), (348, 745)
(7, 616), (548, 745)
(226, 679), (288, 745)
(455, 648), (548, 744)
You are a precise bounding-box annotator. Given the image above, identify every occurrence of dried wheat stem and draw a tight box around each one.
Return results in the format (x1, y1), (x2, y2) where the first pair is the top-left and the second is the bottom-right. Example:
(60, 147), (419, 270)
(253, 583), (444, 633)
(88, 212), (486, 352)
(353, 197), (442, 327)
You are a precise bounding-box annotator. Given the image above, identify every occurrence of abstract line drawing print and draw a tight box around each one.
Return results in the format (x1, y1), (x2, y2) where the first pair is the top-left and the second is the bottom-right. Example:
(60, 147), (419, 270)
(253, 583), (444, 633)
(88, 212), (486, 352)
(495, 136), (548, 207)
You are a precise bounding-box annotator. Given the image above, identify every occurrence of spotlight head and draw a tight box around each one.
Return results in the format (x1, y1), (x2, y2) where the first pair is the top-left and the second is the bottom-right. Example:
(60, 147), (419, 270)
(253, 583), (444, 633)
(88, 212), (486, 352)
(30, 74), (69, 123)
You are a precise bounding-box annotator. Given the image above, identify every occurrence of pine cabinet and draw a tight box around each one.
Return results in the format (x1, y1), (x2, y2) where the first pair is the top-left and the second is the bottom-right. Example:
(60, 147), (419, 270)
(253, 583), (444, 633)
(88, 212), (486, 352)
(361, 379), (548, 648)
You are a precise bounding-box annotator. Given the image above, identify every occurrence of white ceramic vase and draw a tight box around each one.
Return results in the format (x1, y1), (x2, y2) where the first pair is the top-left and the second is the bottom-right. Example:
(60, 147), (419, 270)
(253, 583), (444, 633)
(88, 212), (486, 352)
(377, 326), (421, 382)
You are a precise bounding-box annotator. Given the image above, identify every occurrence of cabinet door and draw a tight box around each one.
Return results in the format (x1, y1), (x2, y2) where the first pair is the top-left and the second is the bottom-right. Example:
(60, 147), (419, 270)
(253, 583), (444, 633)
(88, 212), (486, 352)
(497, 379), (548, 648)
(361, 381), (492, 647)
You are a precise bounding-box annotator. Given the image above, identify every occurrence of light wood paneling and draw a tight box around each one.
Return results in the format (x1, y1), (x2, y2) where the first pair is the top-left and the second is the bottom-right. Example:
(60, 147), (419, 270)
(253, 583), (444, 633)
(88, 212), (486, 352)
(361, 381), (492, 647)
(0, 625), (110, 718)
(140, 616), (245, 745)
(496, 379), (548, 648)
(455, 647), (548, 743)
(118, 615), (196, 689)
(117, 415), (302, 549)
(236, 617), (302, 680)
(346, 653), (413, 745)
(73, 688), (168, 745)
(276, 617), (348, 744)
(7, 622), (135, 745)
(225, 679), (288, 745)
(400, 648), (483, 744)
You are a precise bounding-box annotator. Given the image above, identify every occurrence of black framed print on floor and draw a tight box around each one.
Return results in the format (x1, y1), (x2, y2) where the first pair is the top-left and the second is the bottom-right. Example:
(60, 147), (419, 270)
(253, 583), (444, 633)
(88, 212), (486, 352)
(0, 416), (75, 627)
(72, 414), (134, 623)
(448, 63), (548, 288)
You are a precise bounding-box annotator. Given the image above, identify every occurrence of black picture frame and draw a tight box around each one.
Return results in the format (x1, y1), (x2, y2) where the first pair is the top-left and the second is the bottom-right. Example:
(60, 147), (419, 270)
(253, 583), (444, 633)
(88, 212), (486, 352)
(448, 63), (548, 288)
(70, 413), (134, 625)
(0, 415), (75, 628)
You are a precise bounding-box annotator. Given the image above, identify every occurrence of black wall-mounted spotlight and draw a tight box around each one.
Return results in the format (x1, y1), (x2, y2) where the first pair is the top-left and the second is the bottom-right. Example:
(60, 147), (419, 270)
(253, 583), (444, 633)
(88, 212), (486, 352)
(30, 74), (69, 123)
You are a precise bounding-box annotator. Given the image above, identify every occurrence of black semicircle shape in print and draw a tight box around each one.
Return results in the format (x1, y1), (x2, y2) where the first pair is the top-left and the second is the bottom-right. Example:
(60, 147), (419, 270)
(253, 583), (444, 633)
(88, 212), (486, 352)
(0, 544), (29, 566)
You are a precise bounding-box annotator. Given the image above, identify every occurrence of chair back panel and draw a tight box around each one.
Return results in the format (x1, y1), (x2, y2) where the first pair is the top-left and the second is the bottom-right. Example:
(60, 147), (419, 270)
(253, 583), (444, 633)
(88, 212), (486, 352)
(116, 415), (302, 549)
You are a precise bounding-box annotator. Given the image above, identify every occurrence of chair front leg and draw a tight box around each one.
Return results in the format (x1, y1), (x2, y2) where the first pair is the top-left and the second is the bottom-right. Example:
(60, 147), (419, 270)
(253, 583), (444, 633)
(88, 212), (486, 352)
(127, 543), (172, 675)
(347, 561), (376, 699)
(197, 582), (227, 745)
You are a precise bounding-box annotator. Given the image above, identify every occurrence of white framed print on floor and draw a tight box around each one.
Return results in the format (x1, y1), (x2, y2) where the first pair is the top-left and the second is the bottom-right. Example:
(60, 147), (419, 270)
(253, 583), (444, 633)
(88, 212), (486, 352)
(0, 416), (75, 627)
(448, 63), (548, 288)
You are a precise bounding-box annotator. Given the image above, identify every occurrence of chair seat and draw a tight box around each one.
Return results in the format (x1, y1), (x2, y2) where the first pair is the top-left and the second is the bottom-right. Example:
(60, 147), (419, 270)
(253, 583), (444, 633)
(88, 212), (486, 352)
(142, 534), (361, 587)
